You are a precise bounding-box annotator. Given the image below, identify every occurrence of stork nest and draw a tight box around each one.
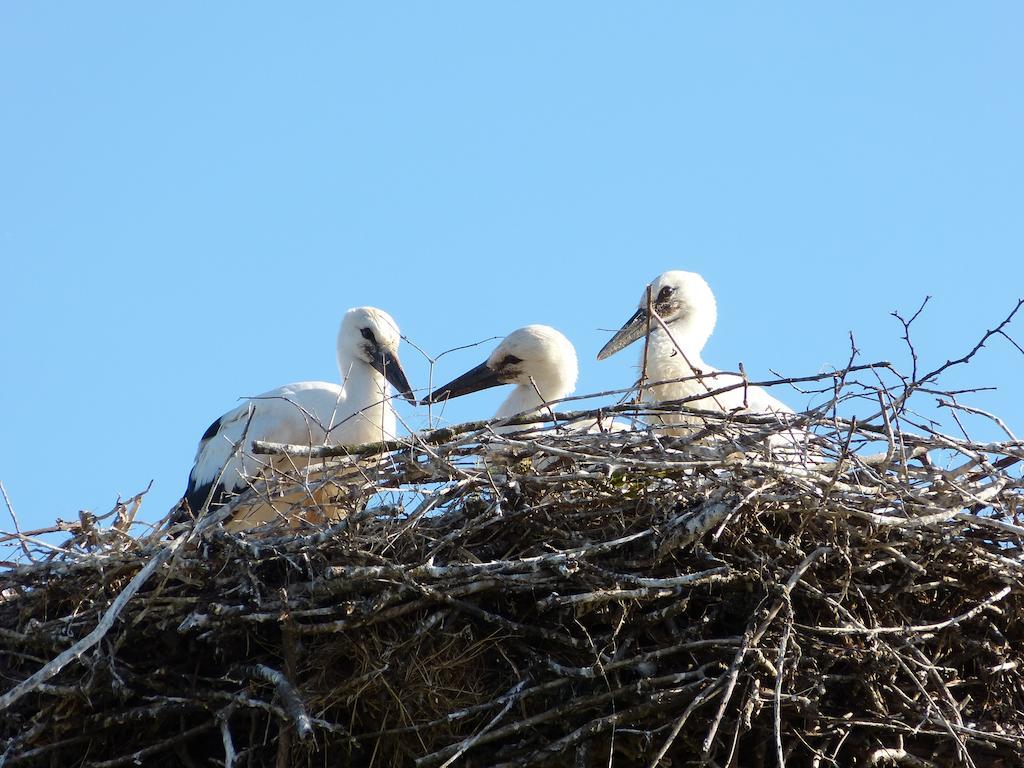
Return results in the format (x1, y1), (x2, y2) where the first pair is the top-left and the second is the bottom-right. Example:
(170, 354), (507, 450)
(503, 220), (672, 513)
(2, 371), (1023, 767)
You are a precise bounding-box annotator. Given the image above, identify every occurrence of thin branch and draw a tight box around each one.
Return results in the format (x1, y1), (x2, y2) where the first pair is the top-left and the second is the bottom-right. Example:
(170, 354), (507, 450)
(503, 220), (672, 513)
(0, 482), (34, 563)
(241, 664), (313, 742)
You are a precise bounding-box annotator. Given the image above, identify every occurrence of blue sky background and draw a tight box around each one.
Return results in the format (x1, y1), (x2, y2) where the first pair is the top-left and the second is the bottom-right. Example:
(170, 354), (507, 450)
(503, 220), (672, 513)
(2, 4), (1022, 532)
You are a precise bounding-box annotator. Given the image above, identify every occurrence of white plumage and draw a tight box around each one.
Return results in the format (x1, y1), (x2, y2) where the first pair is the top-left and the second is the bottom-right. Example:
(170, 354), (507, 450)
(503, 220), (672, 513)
(183, 307), (414, 522)
(598, 271), (806, 449)
(422, 325), (580, 432)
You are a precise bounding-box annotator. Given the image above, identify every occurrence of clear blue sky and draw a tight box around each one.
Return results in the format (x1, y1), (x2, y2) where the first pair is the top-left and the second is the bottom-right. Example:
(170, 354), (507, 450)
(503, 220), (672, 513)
(2, 4), (1022, 532)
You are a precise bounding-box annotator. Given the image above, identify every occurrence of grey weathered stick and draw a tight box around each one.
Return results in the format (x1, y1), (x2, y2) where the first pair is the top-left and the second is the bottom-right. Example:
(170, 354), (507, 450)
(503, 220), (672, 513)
(0, 543), (174, 712)
(242, 664), (313, 741)
(219, 707), (238, 768)
(0, 495), (237, 712)
(75, 723), (215, 768)
(805, 586), (1011, 636)
(437, 680), (526, 768)
(0, 481), (32, 564)
(646, 679), (723, 768)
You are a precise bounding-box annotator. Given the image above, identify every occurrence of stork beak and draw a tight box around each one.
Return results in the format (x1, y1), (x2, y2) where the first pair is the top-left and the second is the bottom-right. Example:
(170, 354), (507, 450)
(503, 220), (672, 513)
(372, 348), (417, 404)
(420, 361), (503, 406)
(597, 307), (650, 360)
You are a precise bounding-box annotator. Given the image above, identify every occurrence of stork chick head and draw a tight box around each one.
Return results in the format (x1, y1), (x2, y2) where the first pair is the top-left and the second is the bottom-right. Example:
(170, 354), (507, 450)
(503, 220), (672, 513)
(338, 306), (415, 403)
(597, 270), (717, 360)
(422, 325), (578, 405)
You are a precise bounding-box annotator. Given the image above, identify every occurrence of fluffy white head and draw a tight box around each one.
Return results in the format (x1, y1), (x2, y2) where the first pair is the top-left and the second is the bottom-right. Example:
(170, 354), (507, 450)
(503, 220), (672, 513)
(598, 270), (720, 361)
(335, 306), (414, 403)
(337, 306), (402, 367)
(487, 325), (579, 397)
(641, 270), (717, 352)
(422, 325), (578, 421)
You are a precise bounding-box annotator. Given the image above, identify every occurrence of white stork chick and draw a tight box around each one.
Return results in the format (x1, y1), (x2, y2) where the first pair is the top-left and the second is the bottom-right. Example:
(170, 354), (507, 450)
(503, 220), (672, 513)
(421, 325), (579, 433)
(597, 271), (807, 452)
(183, 307), (415, 524)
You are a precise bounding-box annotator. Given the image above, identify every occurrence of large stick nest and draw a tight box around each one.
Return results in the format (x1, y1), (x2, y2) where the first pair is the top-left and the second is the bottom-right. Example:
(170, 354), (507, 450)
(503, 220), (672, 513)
(2, 367), (1023, 767)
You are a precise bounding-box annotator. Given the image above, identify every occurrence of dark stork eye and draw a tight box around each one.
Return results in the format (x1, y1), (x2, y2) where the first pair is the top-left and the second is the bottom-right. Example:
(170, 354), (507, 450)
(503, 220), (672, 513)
(657, 285), (675, 303)
(500, 355), (522, 368)
(360, 327), (377, 343)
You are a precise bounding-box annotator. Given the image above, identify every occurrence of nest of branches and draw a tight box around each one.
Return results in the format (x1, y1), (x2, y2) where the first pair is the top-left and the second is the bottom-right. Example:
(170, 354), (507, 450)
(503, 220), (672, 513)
(2, 349), (1024, 767)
